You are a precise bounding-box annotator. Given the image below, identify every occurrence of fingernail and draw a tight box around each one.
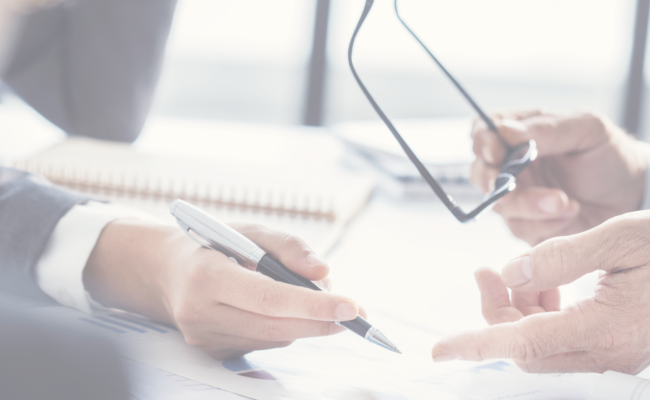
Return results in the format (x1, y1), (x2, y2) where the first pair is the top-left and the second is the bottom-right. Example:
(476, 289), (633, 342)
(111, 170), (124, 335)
(502, 256), (532, 287)
(306, 253), (327, 267)
(336, 303), (358, 321)
(500, 118), (528, 133)
(537, 195), (561, 214)
(433, 354), (462, 362)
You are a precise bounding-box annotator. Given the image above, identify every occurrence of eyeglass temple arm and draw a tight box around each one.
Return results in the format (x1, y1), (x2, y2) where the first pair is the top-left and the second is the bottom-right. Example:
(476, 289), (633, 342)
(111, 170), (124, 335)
(349, 0), (515, 223)
(393, 0), (501, 138)
(348, 0), (460, 214)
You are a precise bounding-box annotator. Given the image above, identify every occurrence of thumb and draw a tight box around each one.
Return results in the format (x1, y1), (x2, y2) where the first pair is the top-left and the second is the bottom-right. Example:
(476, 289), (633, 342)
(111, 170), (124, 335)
(521, 112), (614, 158)
(228, 223), (329, 281)
(501, 215), (641, 291)
(496, 112), (615, 158)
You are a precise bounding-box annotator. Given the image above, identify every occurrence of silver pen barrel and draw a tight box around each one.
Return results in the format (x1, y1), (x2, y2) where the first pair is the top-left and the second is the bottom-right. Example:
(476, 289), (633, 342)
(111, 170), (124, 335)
(170, 200), (266, 270)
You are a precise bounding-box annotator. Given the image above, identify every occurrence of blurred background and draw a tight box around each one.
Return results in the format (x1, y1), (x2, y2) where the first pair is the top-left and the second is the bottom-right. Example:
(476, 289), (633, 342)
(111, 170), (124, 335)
(2, 0), (649, 136)
(149, 0), (646, 135)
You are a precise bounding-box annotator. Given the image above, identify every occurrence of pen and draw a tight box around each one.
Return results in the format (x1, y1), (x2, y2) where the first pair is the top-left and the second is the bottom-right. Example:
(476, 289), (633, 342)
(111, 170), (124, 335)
(170, 199), (401, 354)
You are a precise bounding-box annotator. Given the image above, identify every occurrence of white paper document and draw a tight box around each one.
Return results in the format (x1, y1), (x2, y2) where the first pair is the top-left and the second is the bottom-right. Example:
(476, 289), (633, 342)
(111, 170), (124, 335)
(125, 358), (248, 400)
(24, 305), (598, 399)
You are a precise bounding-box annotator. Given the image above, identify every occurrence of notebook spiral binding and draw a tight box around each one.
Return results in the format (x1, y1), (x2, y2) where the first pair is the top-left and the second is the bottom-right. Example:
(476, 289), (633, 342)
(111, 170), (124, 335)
(13, 161), (336, 221)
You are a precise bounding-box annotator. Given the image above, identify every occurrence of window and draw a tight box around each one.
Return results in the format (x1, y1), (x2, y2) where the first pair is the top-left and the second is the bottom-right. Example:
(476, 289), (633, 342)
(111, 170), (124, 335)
(149, 1), (642, 131)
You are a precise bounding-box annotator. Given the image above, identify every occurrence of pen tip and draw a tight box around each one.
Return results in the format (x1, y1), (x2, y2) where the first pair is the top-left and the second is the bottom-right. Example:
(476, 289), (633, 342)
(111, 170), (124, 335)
(394, 348), (402, 354)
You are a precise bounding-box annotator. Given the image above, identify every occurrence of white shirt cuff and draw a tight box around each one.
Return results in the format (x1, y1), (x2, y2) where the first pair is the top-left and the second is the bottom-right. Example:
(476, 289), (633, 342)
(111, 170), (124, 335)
(35, 201), (158, 314)
(638, 141), (650, 211)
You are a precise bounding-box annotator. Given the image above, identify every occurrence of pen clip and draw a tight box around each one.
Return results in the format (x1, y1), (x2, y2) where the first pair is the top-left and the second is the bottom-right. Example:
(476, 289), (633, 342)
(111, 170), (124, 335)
(170, 200), (265, 270)
(175, 219), (212, 250)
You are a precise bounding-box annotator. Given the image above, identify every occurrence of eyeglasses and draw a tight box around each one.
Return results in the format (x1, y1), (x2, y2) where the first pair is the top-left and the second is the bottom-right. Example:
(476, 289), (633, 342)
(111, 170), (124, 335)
(348, 0), (538, 223)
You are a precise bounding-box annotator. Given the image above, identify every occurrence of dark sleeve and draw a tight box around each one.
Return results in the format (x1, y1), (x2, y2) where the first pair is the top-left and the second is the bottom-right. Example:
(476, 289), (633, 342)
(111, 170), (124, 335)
(0, 167), (89, 302)
(3, 0), (177, 143)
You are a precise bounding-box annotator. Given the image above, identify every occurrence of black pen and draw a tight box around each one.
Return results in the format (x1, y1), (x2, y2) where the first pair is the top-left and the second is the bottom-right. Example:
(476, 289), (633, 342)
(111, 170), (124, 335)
(170, 199), (400, 354)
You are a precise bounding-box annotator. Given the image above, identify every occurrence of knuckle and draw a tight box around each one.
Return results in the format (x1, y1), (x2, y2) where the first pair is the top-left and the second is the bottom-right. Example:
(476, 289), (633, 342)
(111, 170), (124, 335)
(569, 302), (613, 351)
(280, 233), (305, 252)
(260, 318), (283, 341)
(536, 236), (577, 279)
(511, 336), (543, 363)
(305, 299), (323, 320)
(593, 325), (617, 352)
(254, 287), (281, 316)
(184, 260), (210, 290)
(597, 215), (649, 268)
(319, 322), (336, 337)
(172, 299), (199, 328)
(580, 111), (612, 142)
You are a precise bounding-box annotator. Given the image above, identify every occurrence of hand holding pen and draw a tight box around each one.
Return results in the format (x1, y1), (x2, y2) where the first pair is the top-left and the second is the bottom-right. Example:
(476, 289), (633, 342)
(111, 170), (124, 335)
(83, 206), (371, 360)
(171, 200), (400, 353)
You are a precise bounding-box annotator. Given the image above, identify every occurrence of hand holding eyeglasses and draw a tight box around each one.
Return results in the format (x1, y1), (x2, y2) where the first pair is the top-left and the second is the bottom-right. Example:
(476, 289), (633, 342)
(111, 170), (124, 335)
(471, 109), (645, 245)
(350, 0), (537, 222)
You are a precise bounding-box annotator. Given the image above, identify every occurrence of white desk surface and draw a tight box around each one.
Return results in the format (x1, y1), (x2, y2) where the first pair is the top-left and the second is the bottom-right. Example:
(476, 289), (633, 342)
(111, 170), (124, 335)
(0, 102), (597, 337)
(0, 104), (623, 397)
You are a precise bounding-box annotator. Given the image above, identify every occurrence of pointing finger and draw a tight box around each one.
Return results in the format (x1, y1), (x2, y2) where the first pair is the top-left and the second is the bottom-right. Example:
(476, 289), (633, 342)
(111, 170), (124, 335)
(208, 304), (346, 341)
(214, 261), (359, 321)
(475, 267), (523, 325)
(432, 309), (591, 364)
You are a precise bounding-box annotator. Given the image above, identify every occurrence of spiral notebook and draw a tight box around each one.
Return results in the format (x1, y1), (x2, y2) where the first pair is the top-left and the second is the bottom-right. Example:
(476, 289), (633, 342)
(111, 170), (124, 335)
(14, 138), (375, 255)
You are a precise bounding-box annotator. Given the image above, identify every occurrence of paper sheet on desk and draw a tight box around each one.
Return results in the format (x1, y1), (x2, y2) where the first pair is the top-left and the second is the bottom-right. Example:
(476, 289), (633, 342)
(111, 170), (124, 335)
(125, 358), (247, 400)
(24, 306), (596, 400)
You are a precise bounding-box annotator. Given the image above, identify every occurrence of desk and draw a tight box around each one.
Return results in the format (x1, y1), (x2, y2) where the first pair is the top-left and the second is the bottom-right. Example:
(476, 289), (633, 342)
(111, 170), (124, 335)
(326, 193), (528, 336)
(0, 108), (611, 398)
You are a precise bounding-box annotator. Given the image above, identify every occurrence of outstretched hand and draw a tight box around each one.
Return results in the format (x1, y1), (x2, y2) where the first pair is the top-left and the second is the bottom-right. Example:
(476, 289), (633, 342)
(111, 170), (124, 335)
(432, 211), (650, 374)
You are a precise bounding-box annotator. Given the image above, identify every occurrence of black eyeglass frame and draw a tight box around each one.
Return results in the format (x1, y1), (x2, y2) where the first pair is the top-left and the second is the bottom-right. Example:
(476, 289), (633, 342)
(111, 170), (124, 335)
(348, 0), (538, 223)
